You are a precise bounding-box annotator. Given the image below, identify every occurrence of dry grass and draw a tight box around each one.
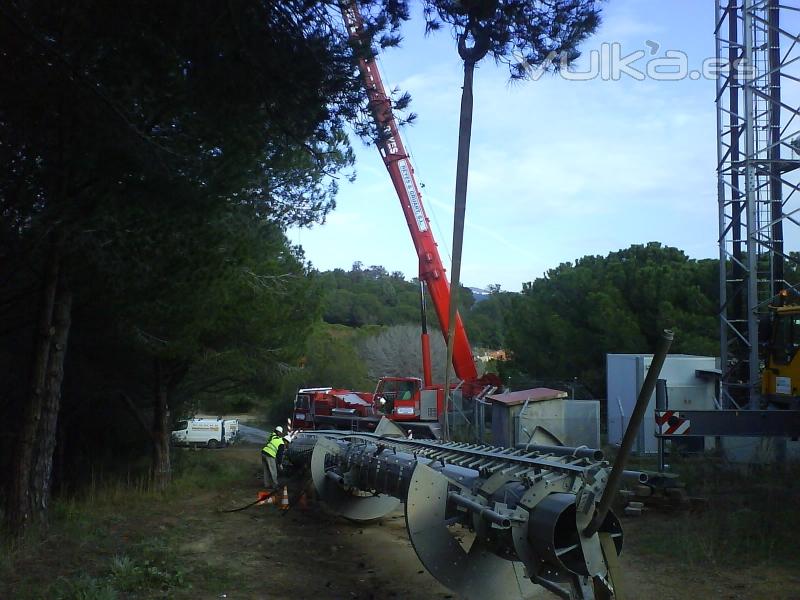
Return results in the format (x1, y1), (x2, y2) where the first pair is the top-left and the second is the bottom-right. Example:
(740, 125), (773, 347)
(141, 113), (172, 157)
(0, 448), (254, 600)
(621, 453), (800, 569)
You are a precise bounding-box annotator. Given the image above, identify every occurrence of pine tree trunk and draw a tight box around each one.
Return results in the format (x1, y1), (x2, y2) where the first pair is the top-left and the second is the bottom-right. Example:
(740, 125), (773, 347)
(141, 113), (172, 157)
(443, 57), (477, 440)
(30, 279), (72, 526)
(151, 359), (171, 491)
(5, 233), (62, 535)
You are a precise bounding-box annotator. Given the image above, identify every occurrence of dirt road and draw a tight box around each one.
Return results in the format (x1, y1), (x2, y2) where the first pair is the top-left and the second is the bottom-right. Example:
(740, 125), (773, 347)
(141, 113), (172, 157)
(237, 423), (269, 445)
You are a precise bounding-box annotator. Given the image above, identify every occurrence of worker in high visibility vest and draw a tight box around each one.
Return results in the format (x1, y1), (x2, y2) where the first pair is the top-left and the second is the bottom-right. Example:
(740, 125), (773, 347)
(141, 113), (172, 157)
(261, 425), (285, 490)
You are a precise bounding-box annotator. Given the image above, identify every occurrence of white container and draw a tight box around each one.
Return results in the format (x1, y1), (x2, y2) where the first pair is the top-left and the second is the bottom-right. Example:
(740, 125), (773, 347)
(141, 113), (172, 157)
(606, 354), (718, 454)
(518, 399), (600, 449)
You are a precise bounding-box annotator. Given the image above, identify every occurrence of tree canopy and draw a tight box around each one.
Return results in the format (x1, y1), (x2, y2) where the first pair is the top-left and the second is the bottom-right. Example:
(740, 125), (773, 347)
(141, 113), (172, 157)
(317, 263), (476, 329)
(503, 243), (719, 395)
(0, 0), (412, 533)
(421, 0), (602, 78)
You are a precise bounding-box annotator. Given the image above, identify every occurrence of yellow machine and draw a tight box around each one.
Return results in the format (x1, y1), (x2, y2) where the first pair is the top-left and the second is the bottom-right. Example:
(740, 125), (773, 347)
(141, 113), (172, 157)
(762, 301), (800, 407)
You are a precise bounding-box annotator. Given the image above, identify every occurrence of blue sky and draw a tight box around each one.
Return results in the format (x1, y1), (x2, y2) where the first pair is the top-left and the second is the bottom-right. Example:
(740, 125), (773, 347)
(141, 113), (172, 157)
(289, 0), (727, 291)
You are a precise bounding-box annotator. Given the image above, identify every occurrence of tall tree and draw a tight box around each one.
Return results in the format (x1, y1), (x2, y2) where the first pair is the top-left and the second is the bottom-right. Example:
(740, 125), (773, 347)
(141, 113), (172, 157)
(0, 0), (408, 534)
(109, 211), (314, 490)
(506, 243), (718, 394)
(417, 0), (602, 437)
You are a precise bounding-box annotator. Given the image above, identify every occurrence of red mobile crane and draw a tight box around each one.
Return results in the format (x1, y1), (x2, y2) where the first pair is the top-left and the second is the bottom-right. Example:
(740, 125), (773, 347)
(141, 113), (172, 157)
(291, 1), (499, 438)
(340, 2), (479, 379)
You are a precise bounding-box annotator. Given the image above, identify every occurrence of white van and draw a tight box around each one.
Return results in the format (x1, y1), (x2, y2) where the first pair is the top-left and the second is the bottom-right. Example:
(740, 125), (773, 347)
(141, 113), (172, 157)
(171, 418), (236, 448)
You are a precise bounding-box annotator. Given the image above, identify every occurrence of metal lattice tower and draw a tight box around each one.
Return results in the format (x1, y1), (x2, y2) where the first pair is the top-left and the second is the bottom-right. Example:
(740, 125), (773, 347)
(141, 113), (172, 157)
(716, 0), (800, 408)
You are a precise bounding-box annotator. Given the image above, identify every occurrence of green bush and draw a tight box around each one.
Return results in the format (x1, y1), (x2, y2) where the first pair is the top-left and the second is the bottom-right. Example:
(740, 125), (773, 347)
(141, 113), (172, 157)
(110, 553), (186, 594)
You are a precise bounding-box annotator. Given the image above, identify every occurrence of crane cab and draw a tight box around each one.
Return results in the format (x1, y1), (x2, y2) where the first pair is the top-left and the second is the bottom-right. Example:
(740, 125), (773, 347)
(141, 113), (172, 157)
(762, 304), (800, 407)
(375, 377), (425, 420)
(373, 376), (452, 423)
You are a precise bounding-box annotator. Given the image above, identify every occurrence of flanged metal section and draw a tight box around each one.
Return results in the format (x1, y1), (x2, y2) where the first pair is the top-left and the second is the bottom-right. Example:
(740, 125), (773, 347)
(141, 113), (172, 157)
(529, 493), (623, 577)
(404, 463), (540, 600)
(310, 437), (400, 522)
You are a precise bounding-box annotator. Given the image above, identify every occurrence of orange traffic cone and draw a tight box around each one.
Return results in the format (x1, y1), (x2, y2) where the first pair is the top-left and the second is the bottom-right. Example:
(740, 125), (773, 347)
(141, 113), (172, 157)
(279, 485), (290, 510)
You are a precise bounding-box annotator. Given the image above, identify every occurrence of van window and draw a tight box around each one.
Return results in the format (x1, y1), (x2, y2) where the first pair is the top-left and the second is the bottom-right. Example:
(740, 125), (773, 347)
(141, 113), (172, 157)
(175, 420), (188, 431)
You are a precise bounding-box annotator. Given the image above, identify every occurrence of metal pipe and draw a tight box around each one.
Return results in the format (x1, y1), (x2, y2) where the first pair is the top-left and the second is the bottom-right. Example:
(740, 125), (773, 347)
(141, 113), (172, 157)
(533, 575), (571, 598)
(622, 470), (649, 484)
(584, 329), (674, 537)
(448, 491), (511, 528)
(325, 470), (345, 485)
(419, 280), (433, 388)
(515, 443), (604, 461)
(656, 378), (668, 472)
(743, 0), (760, 409)
(767, 0), (784, 292)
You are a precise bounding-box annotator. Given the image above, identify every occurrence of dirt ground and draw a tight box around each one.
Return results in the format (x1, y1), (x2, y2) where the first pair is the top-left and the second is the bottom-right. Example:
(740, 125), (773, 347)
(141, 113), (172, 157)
(184, 448), (800, 600)
(171, 448), (455, 600)
(5, 446), (799, 599)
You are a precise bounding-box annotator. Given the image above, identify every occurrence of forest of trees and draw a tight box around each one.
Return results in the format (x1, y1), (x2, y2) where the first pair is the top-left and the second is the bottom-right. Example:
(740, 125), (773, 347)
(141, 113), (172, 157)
(311, 243), (721, 399)
(0, 0), (412, 536)
(503, 243), (719, 395)
(316, 263), (480, 328)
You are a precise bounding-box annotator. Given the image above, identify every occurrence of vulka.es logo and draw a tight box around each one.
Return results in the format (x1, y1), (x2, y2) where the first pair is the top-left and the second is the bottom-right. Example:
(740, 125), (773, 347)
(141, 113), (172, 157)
(514, 41), (757, 82)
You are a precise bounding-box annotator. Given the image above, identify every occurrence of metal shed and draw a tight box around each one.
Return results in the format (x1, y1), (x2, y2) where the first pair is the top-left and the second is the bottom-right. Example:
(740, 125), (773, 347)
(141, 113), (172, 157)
(488, 388), (600, 448)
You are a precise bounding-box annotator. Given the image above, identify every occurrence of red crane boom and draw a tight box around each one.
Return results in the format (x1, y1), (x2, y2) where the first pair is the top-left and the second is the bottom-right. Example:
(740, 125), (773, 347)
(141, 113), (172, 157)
(341, 2), (478, 382)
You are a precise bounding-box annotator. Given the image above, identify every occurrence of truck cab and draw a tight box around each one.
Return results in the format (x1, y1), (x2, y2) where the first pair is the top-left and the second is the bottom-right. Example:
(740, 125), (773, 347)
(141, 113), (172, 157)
(374, 377), (441, 421)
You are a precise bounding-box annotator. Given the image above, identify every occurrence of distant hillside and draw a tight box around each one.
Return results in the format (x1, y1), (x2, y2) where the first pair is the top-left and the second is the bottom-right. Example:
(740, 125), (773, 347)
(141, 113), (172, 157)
(316, 263), (508, 348)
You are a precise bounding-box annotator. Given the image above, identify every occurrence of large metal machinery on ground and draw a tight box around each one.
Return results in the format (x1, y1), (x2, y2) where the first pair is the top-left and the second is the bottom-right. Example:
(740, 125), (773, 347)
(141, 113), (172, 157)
(288, 428), (635, 600)
(287, 332), (675, 600)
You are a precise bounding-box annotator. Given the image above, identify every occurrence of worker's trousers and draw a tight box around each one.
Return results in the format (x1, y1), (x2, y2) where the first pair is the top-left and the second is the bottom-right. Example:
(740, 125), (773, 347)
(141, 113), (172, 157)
(262, 453), (278, 488)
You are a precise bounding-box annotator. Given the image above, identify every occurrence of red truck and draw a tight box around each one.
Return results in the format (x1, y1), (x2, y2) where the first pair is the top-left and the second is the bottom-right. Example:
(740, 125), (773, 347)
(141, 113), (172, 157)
(291, 387), (380, 432)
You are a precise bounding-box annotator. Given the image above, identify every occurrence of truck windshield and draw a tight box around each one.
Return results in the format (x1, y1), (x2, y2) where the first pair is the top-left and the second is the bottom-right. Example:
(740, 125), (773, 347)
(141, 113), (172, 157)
(771, 313), (800, 365)
(174, 420), (188, 431)
(378, 380), (417, 401)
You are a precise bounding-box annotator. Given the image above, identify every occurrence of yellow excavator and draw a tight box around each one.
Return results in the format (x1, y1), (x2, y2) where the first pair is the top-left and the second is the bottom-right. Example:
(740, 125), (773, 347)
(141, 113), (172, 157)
(762, 292), (800, 408)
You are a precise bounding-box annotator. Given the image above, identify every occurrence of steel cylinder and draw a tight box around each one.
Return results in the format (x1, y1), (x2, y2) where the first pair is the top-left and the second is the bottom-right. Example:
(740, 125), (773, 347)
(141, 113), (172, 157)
(290, 430), (624, 588)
